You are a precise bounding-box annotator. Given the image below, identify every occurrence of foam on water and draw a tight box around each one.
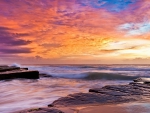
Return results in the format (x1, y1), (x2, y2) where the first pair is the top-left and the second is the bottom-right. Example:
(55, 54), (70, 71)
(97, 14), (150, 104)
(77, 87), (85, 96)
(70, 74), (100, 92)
(41, 72), (140, 80)
(109, 67), (150, 71)
(0, 64), (149, 112)
(9, 63), (21, 67)
(24, 64), (150, 80)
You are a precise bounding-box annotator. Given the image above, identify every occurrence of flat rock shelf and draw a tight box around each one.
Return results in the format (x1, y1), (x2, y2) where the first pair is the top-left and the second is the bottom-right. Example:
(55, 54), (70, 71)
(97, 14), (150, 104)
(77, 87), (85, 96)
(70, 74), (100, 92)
(0, 66), (39, 80)
(16, 78), (150, 113)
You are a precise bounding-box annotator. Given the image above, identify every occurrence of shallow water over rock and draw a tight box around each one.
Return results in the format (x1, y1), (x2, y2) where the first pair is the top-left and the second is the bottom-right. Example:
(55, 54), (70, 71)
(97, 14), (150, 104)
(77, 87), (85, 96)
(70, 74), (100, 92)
(0, 77), (128, 113)
(1, 64), (150, 113)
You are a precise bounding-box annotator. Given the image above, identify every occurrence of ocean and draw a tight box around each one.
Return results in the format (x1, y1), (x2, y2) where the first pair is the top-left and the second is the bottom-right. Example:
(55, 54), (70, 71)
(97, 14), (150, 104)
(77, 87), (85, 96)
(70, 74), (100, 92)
(0, 64), (150, 113)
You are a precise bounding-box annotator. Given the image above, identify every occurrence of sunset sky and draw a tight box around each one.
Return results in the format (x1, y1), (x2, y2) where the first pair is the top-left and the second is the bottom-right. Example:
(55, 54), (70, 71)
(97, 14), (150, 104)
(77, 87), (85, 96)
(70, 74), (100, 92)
(1, 0), (150, 64)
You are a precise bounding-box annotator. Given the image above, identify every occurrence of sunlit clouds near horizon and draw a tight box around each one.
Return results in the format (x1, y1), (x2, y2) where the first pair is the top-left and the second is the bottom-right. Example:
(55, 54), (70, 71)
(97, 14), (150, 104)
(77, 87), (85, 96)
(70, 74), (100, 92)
(0, 0), (150, 64)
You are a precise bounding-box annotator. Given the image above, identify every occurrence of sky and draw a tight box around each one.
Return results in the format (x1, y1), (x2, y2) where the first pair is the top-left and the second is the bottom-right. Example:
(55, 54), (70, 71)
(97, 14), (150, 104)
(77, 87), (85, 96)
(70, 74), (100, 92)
(1, 0), (150, 64)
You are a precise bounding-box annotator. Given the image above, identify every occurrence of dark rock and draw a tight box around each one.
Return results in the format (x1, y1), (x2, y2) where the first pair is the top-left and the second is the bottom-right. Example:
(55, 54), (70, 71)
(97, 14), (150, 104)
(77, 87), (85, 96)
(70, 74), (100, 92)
(40, 74), (52, 77)
(0, 67), (20, 72)
(133, 77), (150, 83)
(0, 65), (9, 68)
(51, 82), (150, 107)
(0, 70), (39, 80)
(17, 78), (150, 113)
(21, 68), (28, 70)
(16, 108), (64, 113)
(48, 104), (54, 107)
(0, 66), (39, 80)
(52, 92), (138, 107)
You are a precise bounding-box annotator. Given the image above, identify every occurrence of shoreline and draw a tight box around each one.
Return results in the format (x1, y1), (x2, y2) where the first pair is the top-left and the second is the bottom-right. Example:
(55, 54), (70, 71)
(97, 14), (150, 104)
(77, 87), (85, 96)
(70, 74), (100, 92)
(1, 65), (150, 113)
(16, 80), (150, 113)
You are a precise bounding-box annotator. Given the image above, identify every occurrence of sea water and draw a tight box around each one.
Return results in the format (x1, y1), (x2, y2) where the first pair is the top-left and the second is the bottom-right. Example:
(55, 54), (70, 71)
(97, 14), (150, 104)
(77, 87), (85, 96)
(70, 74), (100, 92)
(0, 64), (150, 113)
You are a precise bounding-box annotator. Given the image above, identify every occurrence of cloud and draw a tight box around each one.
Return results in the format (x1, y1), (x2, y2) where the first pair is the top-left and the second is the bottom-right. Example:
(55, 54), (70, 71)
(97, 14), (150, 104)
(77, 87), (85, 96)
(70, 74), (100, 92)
(76, 0), (137, 12)
(0, 54), (17, 58)
(0, 26), (12, 30)
(0, 48), (31, 54)
(41, 43), (62, 48)
(0, 26), (31, 46)
(123, 57), (150, 64)
(0, 26), (32, 56)
(0, 0), (150, 64)
(35, 55), (42, 59)
(118, 22), (150, 36)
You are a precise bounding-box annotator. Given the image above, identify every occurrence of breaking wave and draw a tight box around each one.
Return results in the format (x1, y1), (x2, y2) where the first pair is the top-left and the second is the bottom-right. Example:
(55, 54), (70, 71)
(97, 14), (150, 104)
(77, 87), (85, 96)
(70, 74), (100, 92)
(109, 67), (150, 71)
(83, 72), (138, 80)
(45, 72), (139, 80)
(9, 63), (21, 67)
(24, 64), (150, 81)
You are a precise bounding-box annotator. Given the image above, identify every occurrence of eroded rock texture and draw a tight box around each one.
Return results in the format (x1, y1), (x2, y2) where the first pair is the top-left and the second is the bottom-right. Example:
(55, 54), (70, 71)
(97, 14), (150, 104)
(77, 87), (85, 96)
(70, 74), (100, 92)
(52, 81), (150, 107)
(16, 78), (150, 113)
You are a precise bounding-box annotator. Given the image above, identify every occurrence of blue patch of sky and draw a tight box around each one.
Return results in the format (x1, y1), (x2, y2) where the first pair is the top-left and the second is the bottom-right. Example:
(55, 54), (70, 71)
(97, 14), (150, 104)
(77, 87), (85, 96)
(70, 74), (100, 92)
(118, 22), (150, 35)
(91, 0), (137, 12)
(77, 0), (137, 12)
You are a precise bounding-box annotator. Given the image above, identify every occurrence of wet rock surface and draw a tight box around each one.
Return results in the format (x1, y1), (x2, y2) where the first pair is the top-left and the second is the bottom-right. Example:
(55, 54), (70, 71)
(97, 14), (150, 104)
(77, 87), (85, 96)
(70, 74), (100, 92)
(40, 73), (52, 78)
(0, 66), (39, 80)
(15, 78), (150, 113)
(52, 80), (150, 107)
(133, 77), (150, 83)
(16, 108), (64, 113)
(0, 66), (20, 72)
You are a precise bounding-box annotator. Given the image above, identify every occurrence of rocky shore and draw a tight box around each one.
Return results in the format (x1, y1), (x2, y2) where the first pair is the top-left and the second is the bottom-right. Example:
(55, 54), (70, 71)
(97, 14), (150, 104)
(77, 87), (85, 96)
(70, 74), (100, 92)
(2, 65), (150, 113)
(0, 65), (39, 80)
(16, 77), (150, 113)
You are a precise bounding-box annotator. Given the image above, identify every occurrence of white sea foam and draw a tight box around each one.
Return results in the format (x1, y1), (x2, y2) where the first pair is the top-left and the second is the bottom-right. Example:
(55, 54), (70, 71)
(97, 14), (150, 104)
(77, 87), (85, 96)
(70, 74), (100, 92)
(9, 63), (21, 67)
(109, 67), (150, 71)
(25, 64), (150, 80)
(1, 64), (150, 113)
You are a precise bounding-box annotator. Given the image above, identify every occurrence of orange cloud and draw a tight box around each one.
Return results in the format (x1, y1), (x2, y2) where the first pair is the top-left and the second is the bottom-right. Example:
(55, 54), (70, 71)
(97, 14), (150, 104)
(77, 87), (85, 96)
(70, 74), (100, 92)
(1, 0), (150, 64)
